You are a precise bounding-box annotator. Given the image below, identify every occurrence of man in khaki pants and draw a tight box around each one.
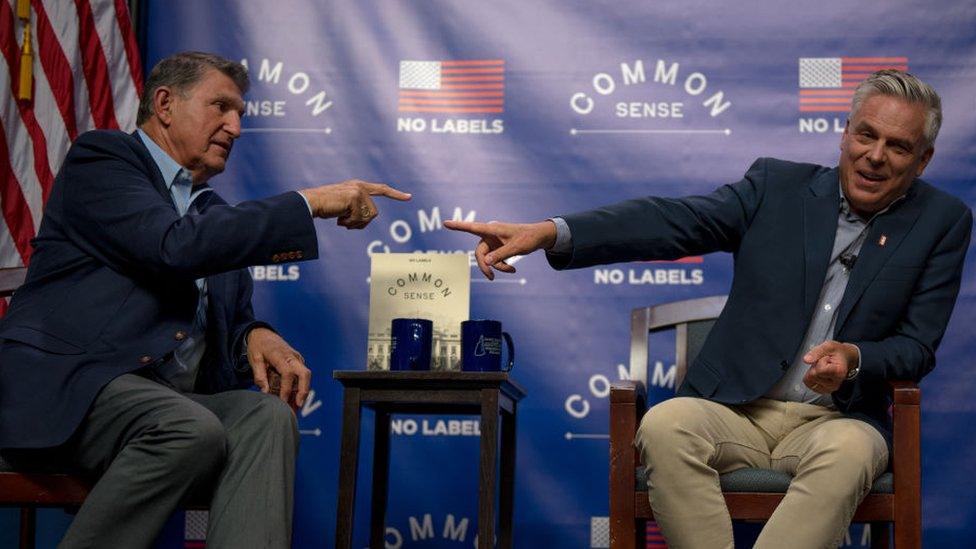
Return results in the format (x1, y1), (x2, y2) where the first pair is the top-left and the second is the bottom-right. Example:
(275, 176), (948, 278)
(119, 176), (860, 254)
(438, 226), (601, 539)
(445, 69), (971, 547)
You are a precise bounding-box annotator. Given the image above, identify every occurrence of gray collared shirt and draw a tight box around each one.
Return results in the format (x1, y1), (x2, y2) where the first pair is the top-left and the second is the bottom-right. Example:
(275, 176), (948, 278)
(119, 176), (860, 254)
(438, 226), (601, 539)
(764, 187), (887, 406)
(549, 184), (902, 407)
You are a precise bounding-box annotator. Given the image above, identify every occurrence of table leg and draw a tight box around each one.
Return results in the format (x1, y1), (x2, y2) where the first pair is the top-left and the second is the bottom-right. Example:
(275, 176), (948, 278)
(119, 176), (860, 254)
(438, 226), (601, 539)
(369, 408), (391, 548)
(499, 400), (517, 548)
(479, 388), (499, 549)
(336, 387), (362, 549)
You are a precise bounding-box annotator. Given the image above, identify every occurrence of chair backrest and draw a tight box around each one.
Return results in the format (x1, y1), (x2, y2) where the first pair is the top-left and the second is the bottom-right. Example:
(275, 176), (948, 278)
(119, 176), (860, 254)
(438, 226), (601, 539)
(629, 295), (727, 391)
(0, 266), (27, 298)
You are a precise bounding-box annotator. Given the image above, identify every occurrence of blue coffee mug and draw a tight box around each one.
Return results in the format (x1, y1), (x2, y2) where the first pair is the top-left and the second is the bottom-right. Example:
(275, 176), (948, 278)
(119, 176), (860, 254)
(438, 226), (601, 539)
(460, 319), (514, 372)
(390, 318), (433, 371)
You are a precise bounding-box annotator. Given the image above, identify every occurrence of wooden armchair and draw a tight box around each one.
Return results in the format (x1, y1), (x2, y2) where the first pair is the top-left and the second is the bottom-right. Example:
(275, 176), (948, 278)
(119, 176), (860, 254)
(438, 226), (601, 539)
(609, 295), (921, 548)
(0, 266), (210, 548)
(0, 266), (93, 549)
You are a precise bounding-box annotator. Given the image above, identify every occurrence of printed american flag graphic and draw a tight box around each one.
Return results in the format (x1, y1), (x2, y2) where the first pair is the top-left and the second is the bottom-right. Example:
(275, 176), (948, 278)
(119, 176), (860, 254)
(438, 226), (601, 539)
(646, 521), (668, 547)
(0, 0), (142, 315)
(398, 59), (504, 114)
(798, 57), (908, 112)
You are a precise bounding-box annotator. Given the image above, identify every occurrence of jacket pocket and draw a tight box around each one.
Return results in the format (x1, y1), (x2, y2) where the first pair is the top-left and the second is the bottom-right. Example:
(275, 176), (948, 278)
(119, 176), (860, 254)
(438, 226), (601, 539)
(0, 325), (85, 355)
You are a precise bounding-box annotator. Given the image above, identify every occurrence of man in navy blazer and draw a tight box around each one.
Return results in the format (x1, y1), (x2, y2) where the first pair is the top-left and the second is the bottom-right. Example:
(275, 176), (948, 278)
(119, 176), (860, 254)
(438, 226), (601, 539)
(0, 52), (409, 548)
(446, 70), (971, 547)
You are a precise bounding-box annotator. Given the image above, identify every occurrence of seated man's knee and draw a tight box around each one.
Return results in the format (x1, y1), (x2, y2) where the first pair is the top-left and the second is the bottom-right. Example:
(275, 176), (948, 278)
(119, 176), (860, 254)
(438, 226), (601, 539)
(635, 397), (705, 457)
(806, 420), (887, 483)
(253, 394), (300, 448)
(145, 409), (228, 481)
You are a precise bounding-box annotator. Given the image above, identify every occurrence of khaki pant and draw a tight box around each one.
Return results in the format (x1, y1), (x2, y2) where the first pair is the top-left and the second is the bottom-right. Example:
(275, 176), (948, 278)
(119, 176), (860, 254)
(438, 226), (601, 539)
(634, 397), (888, 549)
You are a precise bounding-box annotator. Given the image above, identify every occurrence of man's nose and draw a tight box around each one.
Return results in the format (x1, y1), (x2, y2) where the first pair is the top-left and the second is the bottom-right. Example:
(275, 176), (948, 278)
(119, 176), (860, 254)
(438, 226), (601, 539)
(225, 112), (242, 138)
(866, 141), (885, 165)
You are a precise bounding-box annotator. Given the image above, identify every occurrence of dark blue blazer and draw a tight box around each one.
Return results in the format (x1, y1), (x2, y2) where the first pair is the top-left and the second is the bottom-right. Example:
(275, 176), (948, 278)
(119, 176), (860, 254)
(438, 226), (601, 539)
(0, 130), (318, 449)
(550, 158), (972, 444)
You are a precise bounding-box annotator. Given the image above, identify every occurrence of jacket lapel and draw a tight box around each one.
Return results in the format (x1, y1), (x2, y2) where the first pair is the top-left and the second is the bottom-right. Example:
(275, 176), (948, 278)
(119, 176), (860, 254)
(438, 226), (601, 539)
(131, 130), (178, 206)
(834, 184), (924, 332)
(802, 169), (841, 318)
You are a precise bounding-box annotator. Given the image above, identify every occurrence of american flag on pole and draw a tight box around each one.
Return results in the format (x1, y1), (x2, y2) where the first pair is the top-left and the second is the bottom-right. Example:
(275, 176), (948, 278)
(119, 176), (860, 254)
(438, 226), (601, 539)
(798, 57), (908, 112)
(398, 59), (505, 114)
(0, 0), (141, 314)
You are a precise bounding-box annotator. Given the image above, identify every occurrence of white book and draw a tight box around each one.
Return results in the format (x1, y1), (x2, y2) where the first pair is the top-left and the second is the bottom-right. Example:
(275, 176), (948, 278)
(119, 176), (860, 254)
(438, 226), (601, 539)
(367, 253), (470, 370)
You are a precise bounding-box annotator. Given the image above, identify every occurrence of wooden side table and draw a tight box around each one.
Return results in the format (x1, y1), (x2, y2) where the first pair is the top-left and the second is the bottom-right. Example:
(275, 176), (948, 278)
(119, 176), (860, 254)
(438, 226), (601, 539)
(333, 371), (525, 549)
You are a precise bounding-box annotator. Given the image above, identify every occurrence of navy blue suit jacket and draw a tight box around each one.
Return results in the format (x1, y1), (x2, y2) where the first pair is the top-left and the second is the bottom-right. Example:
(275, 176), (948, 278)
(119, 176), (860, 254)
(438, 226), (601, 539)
(550, 158), (972, 444)
(0, 130), (318, 449)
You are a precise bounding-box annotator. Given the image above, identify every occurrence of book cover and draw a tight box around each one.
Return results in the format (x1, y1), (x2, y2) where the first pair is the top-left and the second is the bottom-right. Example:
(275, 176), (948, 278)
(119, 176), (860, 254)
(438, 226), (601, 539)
(367, 253), (470, 370)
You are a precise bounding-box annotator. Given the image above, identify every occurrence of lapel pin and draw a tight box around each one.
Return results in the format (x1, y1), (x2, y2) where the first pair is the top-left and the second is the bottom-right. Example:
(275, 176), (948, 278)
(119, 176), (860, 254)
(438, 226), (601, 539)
(878, 234), (887, 247)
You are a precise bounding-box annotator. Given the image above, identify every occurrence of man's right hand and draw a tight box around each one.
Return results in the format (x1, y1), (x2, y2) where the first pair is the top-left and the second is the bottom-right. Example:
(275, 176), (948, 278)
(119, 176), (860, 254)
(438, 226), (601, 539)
(443, 220), (557, 280)
(300, 180), (411, 229)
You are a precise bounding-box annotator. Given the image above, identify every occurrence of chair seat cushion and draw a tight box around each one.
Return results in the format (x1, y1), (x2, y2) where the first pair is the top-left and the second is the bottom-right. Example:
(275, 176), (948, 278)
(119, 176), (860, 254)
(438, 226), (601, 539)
(636, 467), (893, 494)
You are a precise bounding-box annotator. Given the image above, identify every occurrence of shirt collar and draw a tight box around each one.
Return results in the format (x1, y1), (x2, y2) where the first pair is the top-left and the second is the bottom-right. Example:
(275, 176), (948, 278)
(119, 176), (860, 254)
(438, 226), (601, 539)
(137, 128), (186, 190)
(838, 181), (905, 223)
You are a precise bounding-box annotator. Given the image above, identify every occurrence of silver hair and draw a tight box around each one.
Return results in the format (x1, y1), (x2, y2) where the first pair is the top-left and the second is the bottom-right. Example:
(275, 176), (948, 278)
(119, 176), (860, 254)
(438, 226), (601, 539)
(849, 69), (942, 150)
(137, 51), (249, 125)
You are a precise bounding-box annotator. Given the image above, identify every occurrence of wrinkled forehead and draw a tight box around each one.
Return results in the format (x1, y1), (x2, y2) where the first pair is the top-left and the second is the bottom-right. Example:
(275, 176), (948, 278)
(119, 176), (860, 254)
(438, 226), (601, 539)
(186, 69), (244, 108)
(850, 95), (928, 143)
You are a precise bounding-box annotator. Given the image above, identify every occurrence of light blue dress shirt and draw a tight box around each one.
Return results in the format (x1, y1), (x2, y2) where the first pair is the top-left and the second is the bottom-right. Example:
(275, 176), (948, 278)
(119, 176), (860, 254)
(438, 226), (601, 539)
(137, 129), (211, 391)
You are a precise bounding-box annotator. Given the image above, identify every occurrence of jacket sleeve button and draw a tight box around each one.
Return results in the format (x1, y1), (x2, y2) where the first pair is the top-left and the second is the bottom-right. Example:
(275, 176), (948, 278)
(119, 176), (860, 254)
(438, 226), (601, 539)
(139, 355), (153, 365)
(174, 331), (187, 341)
(780, 360), (790, 370)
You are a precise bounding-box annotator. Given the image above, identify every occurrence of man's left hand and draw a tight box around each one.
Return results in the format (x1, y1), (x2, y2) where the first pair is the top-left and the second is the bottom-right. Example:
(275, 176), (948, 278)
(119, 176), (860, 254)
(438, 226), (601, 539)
(246, 327), (311, 409)
(802, 340), (859, 394)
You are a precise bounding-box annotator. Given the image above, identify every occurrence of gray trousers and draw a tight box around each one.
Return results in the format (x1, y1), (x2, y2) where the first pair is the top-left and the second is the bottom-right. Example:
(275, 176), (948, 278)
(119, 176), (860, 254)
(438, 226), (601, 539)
(38, 373), (298, 548)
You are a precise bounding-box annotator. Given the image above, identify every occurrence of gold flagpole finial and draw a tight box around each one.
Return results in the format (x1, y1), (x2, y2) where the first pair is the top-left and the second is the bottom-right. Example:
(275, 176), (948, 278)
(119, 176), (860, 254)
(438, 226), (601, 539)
(16, 0), (29, 20)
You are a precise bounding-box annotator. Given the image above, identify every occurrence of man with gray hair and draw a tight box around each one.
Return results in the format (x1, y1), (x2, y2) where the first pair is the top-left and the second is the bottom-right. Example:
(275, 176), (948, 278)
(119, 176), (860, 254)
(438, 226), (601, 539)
(0, 51), (409, 547)
(445, 69), (971, 547)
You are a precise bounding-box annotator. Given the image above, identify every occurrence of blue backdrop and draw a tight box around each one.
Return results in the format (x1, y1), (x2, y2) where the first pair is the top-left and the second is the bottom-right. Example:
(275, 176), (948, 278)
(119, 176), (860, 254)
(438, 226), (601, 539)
(2, 1), (973, 547)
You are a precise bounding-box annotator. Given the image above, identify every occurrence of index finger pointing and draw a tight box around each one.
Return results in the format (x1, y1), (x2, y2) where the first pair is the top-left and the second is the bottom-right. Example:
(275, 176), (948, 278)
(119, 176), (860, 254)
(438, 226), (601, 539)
(443, 220), (505, 239)
(363, 182), (412, 201)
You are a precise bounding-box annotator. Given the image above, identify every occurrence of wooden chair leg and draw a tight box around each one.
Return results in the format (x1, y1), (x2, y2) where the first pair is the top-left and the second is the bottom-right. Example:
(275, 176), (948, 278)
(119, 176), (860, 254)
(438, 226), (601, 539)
(635, 518), (647, 549)
(19, 507), (36, 549)
(609, 383), (639, 549)
(870, 521), (890, 549)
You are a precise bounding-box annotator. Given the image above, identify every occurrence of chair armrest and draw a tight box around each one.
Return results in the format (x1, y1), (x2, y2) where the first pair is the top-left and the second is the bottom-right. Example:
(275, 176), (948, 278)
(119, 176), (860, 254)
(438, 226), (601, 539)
(888, 379), (920, 537)
(610, 379), (642, 402)
(887, 379), (920, 405)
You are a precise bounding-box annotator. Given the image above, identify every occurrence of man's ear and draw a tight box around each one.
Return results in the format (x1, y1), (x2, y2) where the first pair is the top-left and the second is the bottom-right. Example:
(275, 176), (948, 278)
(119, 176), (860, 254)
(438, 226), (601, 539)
(153, 86), (176, 126)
